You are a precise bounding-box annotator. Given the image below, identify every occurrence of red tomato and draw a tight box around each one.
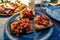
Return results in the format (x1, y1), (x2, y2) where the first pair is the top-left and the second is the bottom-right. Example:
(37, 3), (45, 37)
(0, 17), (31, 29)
(23, 10), (26, 14)
(39, 21), (42, 24)
(22, 10), (33, 18)
(26, 27), (30, 31)
(28, 13), (31, 16)
(17, 26), (21, 30)
(12, 23), (17, 29)
(40, 14), (46, 19)
(22, 23), (26, 27)
(25, 23), (31, 27)
(42, 20), (45, 22)
(25, 12), (29, 15)
(22, 20), (26, 23)
(38, 18), (42, 21)
(30, 10), (33, 14)
(42, 16), (46, 19)
(43, 21), (49, 26)
(35, 20), (38, 24)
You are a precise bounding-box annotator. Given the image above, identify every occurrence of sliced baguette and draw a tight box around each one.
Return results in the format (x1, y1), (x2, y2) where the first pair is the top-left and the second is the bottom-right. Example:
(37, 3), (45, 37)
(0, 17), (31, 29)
(10, 19), (33, 34)
(34, 16), (53, 30)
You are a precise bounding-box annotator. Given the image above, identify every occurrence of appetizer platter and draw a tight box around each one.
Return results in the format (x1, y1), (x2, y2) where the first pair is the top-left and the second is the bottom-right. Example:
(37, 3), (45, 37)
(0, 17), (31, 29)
(4, 9), (54, 40)
(0, 1), (26, 16)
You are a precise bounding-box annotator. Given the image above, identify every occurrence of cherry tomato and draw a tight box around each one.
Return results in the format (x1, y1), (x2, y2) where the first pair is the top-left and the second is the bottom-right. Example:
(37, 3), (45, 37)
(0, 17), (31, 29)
(13, 24), (17, 29)
(43, 21), (49, 26)
(42, 20), (45, 22)
(21, 23), (26, 27)
(26, 27), (30, 31)
(17, 26), (21, 30)
(22, 10), (34, 19)
(26, 25), (30, 30)
(36, 21), (40, 24)
(39, 21), (42, 24)
(28, 13), (31, 16)
(38, 18), (42, 21)
(25, 12), (29, 15)
(35, 20), (38, 24)
(41, 14), (46, 19)
(22, 20), (26, 23)
(30, 10), (33, 14)
(25, 23), (31, 27)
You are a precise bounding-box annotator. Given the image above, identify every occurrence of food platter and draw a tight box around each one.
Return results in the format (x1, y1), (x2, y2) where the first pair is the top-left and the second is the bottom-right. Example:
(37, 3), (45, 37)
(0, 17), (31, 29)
(0, 1), (26, 16)
(4, 11), (54, 40)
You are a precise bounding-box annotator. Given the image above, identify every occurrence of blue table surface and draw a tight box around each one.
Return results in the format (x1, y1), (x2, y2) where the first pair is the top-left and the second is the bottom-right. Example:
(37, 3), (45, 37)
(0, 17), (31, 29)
(3, 5), (60, 40)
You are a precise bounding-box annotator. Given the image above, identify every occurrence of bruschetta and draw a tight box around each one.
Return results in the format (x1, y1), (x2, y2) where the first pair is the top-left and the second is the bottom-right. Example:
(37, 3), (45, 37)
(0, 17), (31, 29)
(34, 14), (53, 30)
(20, 10), (35, 20)
(10, 19), (33, 36)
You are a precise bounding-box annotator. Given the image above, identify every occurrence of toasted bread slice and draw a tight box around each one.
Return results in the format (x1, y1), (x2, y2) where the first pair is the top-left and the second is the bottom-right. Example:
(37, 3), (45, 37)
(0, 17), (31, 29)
(20, 9), (35, 20)
(10, 19), (33, 35)
(34, 16), (53, 30)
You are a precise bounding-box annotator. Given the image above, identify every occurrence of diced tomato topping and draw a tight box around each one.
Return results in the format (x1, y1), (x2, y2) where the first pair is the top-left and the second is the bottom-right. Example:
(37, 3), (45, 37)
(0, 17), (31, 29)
(38, 19), (41, 21)
(22, 10), (34, 18)
(17, 26), (21, 30)
(39, 21), (42, 24)
(20, 23), (26, 27)
(12, 23), (17, 29)
(35, 14), (50, 26)
(22, 19), (26, 22)
(35, 20), (38, 24)
(11, 19), (31, 34)
(24, 23), (31, 27)
(30, 10), (33, 14)
(42, 20), (45, 22)
(26, 27), (30, 31)
(42, 21), (49, 26)
(40, 14), (46, 19)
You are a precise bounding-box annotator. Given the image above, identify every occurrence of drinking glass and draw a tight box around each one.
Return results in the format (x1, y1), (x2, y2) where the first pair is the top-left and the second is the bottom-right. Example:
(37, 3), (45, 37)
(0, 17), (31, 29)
(40, 0), (50, 9)
(28, 0), (35, 11)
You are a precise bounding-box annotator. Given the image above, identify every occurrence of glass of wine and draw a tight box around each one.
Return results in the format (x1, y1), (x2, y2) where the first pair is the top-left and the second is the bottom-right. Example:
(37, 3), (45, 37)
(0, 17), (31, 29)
(28, 0), (35, 11)
(40, 0), (50, 9)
